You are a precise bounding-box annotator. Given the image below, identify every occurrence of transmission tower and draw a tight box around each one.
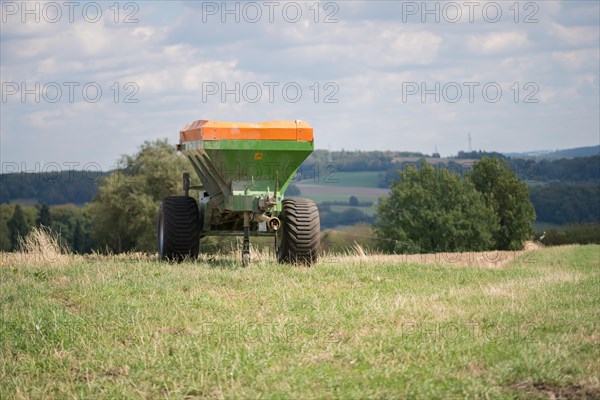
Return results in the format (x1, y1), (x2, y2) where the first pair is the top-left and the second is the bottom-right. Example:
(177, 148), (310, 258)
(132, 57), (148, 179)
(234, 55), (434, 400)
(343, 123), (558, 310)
(468, 132), (472, 152)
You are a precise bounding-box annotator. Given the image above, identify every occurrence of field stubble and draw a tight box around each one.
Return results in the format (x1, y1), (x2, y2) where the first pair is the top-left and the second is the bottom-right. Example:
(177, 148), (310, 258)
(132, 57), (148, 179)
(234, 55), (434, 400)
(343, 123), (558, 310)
(0, 234), (598, 399)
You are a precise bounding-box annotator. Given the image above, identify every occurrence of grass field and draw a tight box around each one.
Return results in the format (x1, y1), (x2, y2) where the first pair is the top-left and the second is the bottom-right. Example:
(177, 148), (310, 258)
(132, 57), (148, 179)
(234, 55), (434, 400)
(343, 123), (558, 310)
(329, 204), (377, 217)
(1, 245), (599, 399)
(297, 171), (385, 189)
(294, 184), (388, 205)
(295, 171), (387, 204)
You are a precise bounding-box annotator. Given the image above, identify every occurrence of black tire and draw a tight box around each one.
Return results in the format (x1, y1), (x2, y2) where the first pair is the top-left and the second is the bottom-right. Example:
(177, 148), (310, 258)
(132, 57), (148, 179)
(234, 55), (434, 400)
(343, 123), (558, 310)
(277, 198), (320, 264)
(158, 196), (200, 261)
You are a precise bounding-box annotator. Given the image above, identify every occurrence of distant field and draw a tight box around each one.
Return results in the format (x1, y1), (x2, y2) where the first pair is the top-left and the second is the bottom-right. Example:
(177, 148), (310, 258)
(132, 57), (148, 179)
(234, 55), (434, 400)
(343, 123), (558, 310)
(295, 183), (389, 204)
(329, 204), (377, 217)
(297, 170), (385, 188)
(1, 245), (599, 398)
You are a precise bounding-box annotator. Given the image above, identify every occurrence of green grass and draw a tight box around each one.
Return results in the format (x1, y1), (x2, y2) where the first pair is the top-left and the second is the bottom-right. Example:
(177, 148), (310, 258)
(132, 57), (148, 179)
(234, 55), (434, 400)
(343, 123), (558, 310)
(1, 246), (599, 398)
(297, 171), (384, 188)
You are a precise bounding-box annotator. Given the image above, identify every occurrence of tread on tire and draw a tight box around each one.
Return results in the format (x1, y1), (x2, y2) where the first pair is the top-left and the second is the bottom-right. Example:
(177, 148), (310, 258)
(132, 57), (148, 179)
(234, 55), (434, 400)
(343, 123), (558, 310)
(158, 196), (200, 261)
(277, 198), (320, 264)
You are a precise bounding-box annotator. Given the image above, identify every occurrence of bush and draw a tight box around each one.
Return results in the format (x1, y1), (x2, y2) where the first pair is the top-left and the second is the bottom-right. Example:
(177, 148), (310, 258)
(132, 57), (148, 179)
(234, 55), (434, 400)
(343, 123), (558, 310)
(375, 161), (496, 253)
(469, 157), (536, 250)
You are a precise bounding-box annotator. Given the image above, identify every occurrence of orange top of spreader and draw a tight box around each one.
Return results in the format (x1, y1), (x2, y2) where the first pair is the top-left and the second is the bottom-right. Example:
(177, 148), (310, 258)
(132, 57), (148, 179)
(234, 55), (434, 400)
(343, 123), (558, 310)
(180, 120), (313, 143)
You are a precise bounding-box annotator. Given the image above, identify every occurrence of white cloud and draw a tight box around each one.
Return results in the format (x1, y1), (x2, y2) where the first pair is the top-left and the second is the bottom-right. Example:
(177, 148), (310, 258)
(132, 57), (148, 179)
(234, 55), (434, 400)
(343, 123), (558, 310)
(261, 21), (442, 70)
(468, 31), (530, 55)
(547, 22), (599, 47)
(379, 27), (442, 66)
(551, 49), (600, 70)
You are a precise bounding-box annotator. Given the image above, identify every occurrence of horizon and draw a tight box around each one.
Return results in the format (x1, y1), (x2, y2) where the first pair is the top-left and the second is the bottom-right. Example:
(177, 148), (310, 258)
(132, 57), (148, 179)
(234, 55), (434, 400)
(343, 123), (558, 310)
(0, 143), (597, 176)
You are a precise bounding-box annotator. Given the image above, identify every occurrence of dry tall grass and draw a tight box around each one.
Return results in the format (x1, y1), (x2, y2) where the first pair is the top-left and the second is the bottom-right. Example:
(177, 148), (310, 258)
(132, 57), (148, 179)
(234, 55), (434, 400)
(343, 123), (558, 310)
(0, 227), (71, 267)
(323, 241), (543, 268)
(0, 227), (542, 269)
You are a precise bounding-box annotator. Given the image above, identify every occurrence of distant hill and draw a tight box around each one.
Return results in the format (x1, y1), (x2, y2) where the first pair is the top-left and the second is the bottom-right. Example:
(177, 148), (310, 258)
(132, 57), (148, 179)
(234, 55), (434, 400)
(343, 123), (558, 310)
(2, 148), (598, 229)
(504, 145), (599, 160)
(0, 170), (106, 205)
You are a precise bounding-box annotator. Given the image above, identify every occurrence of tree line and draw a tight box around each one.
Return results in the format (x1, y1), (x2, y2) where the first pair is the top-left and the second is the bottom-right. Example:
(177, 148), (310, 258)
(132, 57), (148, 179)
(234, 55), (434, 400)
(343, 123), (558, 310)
(1, 143), (597, 253)
(380, 155), (599, 187)
(2, 150), (597, 203)
(0, 203), (93, 253)
(1, 140), (185, 253)
(378, 155), (599, 225)
(0, 170), (106, 205)
(529, 183), (599, 225)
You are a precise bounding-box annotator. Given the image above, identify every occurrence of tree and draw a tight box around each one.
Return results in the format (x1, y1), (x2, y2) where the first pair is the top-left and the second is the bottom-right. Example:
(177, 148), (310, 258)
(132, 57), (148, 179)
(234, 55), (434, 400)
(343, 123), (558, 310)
(469, 157), (536, 250)
(72, 219), (85, 254)
(88, 140), (190, 253)
(529, 183), (599, 224)
(375, 161), (496, 253)
(349, 196), (359, 206)
(7, 204), (30, 248)
(36, 204), (52, 227)
(0, 219), (12, 251)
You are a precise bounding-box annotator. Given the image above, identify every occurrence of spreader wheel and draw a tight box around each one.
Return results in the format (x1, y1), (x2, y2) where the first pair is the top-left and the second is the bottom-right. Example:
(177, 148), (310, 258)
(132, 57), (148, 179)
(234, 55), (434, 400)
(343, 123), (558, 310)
(277, 198), (320, 264)
(158, 196), (200, 261)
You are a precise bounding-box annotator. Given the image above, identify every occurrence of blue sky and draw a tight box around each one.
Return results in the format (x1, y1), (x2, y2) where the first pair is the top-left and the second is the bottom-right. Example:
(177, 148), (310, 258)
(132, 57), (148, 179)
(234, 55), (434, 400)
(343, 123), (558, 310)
(1, 0), (599, 170)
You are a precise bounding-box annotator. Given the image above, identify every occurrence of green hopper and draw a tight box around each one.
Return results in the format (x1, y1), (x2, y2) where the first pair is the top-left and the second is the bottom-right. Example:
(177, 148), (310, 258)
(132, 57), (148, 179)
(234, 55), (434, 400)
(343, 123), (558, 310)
(157, 119), (320, 266)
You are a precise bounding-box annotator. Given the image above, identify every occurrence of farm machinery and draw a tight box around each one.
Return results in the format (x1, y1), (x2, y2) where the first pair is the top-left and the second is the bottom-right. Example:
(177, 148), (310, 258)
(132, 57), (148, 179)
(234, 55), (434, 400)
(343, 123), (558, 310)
(157, 119), (320, 266)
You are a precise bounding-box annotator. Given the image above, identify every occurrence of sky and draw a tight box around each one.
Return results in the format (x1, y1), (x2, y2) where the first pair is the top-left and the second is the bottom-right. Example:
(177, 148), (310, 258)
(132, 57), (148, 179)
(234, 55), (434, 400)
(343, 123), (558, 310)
(1, 0), (599, 171)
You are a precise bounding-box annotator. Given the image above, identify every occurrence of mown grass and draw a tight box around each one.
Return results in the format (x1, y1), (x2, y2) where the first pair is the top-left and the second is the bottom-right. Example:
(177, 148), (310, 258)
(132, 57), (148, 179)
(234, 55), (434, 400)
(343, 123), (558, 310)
(1, 245), (599, 399)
